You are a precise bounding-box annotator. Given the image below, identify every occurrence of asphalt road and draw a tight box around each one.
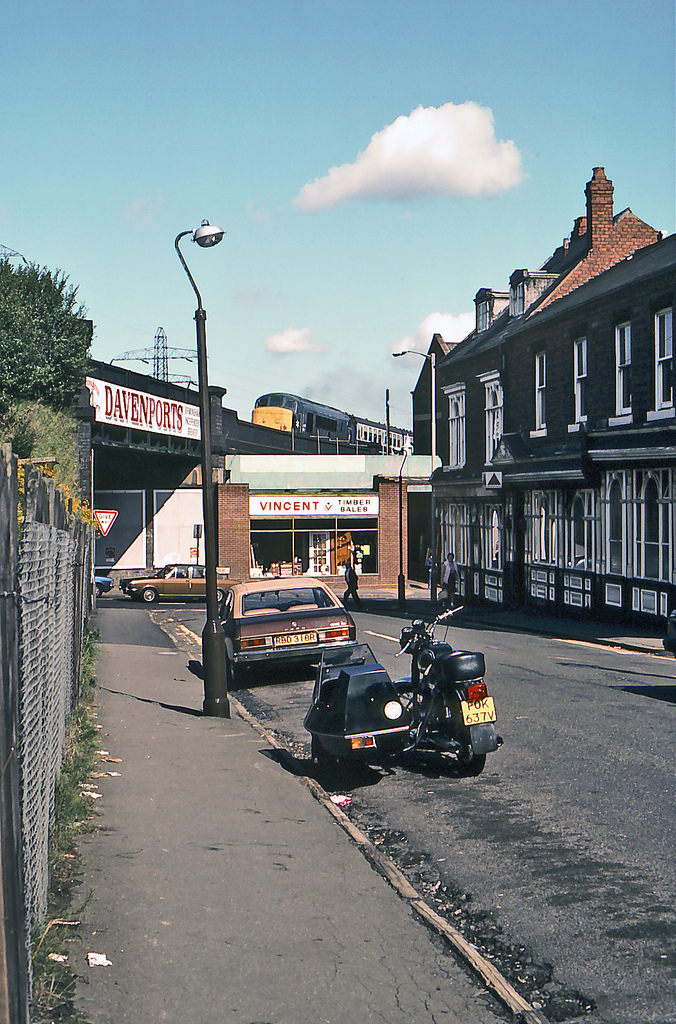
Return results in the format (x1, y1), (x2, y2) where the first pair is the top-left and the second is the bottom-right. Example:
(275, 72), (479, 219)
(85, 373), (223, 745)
(106, 594), (676, 1024)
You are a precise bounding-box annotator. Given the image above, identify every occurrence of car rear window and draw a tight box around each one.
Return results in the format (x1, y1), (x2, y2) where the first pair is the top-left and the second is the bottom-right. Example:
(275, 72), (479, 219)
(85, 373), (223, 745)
(242, 587), (335, 615)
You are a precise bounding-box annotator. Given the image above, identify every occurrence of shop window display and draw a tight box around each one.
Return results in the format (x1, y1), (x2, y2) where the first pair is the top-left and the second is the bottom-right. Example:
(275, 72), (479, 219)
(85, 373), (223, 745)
(250, 517), (378, 577)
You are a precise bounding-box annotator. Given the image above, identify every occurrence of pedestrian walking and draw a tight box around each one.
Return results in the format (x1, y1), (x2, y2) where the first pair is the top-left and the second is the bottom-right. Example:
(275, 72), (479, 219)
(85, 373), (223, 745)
(440, 553), (460, 609)
(343, 561), (362, 609)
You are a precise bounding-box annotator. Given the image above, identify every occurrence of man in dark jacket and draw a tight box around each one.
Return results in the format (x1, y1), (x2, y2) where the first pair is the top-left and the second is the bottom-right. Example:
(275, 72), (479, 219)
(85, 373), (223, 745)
(343, 561), (362, 609)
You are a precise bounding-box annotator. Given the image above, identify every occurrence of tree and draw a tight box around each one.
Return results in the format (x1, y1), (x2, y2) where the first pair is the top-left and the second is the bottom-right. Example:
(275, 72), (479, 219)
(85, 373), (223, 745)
(0, 259), (92, 413)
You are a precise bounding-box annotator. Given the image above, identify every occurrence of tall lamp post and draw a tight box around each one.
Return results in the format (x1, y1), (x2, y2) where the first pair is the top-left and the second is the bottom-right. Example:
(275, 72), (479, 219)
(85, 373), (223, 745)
(397, 451), (408, 608)
(175, 221), (230, 718)
(393, 348), (438, 602)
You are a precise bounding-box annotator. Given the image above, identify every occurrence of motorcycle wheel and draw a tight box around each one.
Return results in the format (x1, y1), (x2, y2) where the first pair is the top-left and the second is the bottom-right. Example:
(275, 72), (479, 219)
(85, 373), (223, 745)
(457, 747), (486, 777)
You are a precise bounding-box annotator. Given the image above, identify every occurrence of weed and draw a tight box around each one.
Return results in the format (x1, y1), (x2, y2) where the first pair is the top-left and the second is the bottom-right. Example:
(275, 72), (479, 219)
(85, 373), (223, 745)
(30, 626), (101, 1024)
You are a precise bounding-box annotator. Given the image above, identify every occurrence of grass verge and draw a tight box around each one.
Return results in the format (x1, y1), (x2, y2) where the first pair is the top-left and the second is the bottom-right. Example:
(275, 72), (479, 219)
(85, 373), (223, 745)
(30, 626), (100, 1023)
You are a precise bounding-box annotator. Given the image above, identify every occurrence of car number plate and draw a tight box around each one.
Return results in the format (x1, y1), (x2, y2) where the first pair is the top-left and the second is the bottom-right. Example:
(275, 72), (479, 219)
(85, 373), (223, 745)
(461, 696), (496, 726)
(273, 631), (318, 647)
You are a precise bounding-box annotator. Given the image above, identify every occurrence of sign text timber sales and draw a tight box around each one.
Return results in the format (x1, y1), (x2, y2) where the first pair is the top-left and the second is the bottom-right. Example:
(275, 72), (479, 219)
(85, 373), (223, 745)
(250, 494), (379, 517)
(86, 377), (201, 440)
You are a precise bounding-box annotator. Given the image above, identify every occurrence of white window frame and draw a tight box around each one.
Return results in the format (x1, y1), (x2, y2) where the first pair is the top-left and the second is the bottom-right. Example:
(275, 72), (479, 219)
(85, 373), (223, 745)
(634, 470), (672, 582)
(482, 505), (502, 571)
(477, 301), (489, 332)
(573, 337), (587, 425)
(530, 352), (547, 436)
(479, 371), (503, 464)
(440, 503), (468, 567)
(529, 490), (558, 566)
(653, 307), (673, 415)
(565, 489), (595, 569)
(510, 281), (525, 317)
(613, 322), (632, 420)
(446, 384), (466, 469)
(605, 472), (627, 576)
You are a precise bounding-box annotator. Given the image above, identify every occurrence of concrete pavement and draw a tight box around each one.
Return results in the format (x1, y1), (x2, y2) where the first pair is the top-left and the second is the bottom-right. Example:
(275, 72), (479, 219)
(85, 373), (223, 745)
(73, 606), (508, 1024)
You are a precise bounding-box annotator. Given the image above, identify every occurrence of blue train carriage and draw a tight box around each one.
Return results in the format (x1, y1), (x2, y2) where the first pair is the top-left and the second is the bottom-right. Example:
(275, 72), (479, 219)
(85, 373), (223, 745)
(252, 393), (353, 440)
(252, 393), (413, 453)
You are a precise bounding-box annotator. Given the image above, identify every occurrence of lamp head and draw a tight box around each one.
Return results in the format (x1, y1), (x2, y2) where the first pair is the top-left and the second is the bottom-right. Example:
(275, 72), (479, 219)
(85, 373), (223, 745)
(193, 220), (225, 248)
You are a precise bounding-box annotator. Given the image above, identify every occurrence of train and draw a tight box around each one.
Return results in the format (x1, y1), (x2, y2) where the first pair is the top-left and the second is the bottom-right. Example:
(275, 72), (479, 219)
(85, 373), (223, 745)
(252, 393), (413, 454)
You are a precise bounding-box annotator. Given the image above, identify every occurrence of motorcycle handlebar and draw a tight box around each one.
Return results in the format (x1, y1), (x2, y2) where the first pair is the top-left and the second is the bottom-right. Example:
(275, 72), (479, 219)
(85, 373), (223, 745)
(436, 605), (463, 623)
(395, 606), (464, 656)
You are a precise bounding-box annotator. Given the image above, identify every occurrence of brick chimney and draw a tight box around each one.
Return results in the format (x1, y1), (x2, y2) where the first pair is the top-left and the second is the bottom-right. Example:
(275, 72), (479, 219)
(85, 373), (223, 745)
(585, 167), (614, 251)
(571, 216), (587, 242)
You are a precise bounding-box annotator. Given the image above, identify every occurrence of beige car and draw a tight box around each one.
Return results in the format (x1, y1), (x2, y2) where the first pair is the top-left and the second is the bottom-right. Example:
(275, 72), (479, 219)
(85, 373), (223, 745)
(120, 564), (229, 604)
(221, 576), (357, 687)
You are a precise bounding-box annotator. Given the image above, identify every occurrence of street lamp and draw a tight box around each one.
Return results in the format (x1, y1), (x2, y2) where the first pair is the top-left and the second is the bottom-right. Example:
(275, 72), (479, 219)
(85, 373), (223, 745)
(398, 451), (408, 608)
(392, 349), (437, 462)
(393, 348), (439, 602)
(175, 221), (230, 718)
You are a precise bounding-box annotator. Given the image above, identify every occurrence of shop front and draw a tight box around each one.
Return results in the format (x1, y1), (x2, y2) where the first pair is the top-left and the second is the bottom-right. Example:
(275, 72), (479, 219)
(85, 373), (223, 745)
(216, 454), (437, 588)
(249, 494), (379, 577)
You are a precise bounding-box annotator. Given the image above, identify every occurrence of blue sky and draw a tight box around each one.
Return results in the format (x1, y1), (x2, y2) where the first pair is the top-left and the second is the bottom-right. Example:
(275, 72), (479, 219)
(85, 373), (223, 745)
(1, 0), (674, 428)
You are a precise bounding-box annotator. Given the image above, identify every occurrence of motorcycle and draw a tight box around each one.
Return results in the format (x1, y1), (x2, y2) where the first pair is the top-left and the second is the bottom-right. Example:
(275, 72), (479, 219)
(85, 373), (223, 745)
(304, 608), (502, 776)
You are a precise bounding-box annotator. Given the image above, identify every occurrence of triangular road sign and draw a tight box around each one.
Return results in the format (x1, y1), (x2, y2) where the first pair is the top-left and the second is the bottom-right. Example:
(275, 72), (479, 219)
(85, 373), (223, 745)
(94, 509), (118, 536)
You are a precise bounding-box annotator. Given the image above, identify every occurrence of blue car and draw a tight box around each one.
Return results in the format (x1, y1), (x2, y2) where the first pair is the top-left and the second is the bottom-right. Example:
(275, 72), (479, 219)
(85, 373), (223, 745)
(95, 575), (114, 598)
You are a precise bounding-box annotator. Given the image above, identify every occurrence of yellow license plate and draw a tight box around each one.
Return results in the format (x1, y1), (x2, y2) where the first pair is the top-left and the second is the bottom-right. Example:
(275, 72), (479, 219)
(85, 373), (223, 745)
(461, 696), (496, 726)
(273, 631), (318, 647)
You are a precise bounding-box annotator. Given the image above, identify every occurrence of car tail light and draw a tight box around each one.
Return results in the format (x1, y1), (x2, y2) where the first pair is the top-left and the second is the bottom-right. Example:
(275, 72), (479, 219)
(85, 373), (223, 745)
(322, 625), (351, 640)
(466, 681), (488, 701)
(240, 636), (270, 650)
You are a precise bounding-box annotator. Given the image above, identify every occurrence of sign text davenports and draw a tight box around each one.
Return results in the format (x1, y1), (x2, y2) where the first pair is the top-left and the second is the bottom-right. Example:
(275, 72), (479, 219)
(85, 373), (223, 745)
(250, 494), (379, 517)
(86, 377), (201, 440)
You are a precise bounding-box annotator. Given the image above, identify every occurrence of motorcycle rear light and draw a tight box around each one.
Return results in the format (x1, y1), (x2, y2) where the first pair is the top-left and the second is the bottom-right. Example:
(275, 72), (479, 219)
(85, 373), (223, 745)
(351, 736), (376, 750)
(466, 682), (488, 701)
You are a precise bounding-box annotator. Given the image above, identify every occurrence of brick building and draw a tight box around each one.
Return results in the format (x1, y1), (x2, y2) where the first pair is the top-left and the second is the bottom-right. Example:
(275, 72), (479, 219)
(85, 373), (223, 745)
(430, 168), (675, 625)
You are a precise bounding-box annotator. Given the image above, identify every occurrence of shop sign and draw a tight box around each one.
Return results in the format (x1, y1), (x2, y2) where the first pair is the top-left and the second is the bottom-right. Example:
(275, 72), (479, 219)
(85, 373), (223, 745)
(250, 494), (379, 517)
(86, 376), (201, 440)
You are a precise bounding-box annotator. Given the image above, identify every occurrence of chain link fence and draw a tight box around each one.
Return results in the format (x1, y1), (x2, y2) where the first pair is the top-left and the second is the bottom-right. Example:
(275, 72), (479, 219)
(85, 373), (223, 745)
(0, 445), (92, 1024)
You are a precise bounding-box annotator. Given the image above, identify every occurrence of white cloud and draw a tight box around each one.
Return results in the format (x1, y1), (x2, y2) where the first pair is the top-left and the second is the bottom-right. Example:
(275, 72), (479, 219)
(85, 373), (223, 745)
(124, 189), (167, 231)
(395, 311), (474, 355)
(293, 102), (523, 211)
(265, 327), (326, 355)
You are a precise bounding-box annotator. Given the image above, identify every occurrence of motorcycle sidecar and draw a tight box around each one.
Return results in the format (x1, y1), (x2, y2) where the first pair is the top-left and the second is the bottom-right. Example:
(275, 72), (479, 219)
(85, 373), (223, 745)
(304, 643), (412, 762)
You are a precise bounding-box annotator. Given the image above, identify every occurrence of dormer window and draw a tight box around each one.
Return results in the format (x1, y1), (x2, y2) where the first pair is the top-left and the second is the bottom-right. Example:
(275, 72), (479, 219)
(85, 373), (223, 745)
(510, 269), (558, 318)
(475, 288), (509, 333)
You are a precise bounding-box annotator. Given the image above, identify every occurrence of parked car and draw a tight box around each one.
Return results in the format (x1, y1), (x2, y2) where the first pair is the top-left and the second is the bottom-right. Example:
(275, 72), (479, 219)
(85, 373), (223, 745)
(95, 575), (114, 598)
(664, 609), (676, 656)
(120, 564), (229, 604)
(220, 576), (357, 687)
